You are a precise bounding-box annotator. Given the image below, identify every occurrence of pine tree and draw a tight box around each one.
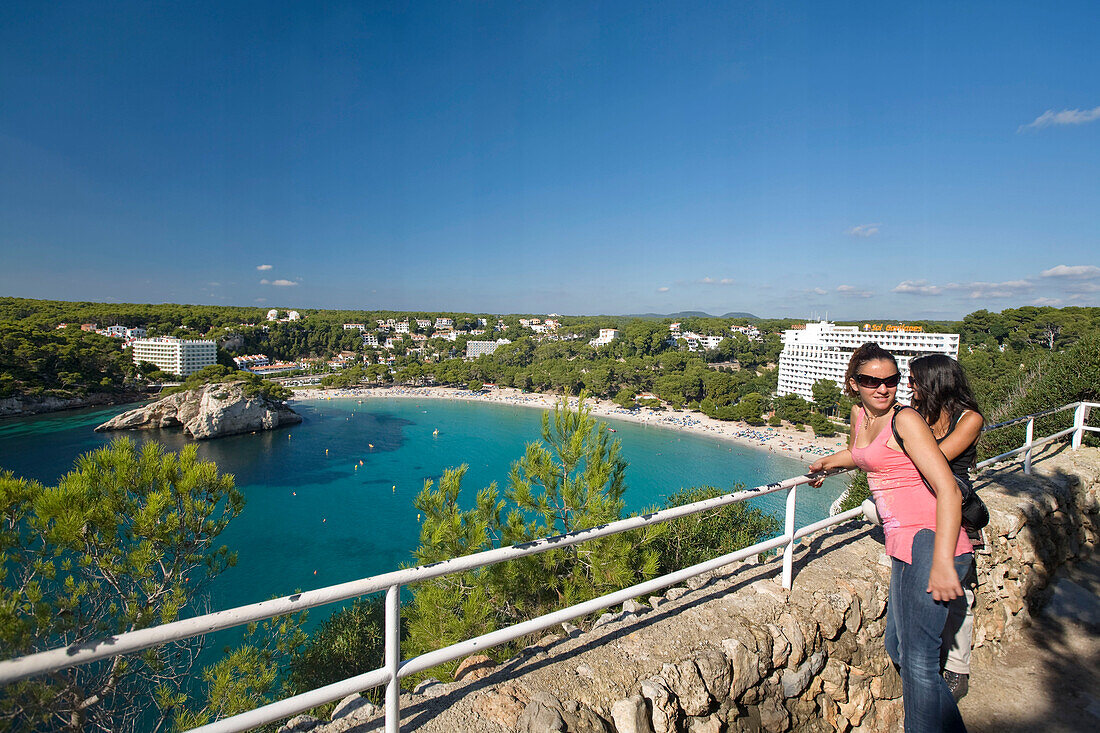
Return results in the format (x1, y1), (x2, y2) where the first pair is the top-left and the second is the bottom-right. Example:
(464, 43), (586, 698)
(0, 439), (304, 732)
(403, 394), (658, 679)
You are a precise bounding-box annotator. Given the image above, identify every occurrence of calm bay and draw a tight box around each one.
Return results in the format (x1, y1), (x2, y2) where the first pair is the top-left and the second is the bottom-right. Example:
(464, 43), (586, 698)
(0, 397), (847, 627)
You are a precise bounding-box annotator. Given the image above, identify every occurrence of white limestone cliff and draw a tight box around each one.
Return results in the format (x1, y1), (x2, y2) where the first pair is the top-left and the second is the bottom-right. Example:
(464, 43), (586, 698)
(95, 381), (302, 439)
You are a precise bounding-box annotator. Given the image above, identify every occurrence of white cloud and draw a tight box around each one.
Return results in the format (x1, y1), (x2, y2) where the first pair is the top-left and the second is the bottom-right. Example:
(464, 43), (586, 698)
(837, 284), (873, 298)
(1019, 106), (1100, 132)
(698, 277), (735, 285)
(255, 297), (267, 303)
(657, 286), (670, 293)
(1040, 264), (1100, 280)
(271, 279), (299, 287)
(894, 278), (1033, 299)
(813, 287), (827, 295)
(946, 280), (1032, 299)
(893, 280), (943, 296)
(847, 223), (881, 238)
(260, 279), (270, 285)
(700, 277), (715, 284)
(207, 281), (221, 287)
(1032, 297), (1064, 306)
(257, 264), (273, 271)
(720, 278), (734, 285)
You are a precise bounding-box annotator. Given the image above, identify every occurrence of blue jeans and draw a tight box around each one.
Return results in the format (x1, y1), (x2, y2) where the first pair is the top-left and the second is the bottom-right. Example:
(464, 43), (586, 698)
(885, 529), (971, 733)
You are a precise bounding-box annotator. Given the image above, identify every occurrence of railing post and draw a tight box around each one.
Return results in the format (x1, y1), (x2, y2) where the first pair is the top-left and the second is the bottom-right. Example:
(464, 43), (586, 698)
(782, 486), (797, 589)
(385, 584), (401, 733)
(1024, 418), (1035, 474)
(1071, 403), (1088, 450)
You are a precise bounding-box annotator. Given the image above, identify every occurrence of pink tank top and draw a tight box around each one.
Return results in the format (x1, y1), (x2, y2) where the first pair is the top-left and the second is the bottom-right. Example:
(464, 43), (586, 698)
(851, 408), (972, 563)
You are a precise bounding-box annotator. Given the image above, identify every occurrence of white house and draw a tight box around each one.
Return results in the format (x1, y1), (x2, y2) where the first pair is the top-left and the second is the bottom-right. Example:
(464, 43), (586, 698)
(589, 328), (619, 347)
(233, 354), (270, 370)
(730, 324), (762, 341)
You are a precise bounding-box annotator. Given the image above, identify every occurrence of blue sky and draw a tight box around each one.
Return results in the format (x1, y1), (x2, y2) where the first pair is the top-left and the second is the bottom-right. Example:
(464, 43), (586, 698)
(1, 1), (1097, 319)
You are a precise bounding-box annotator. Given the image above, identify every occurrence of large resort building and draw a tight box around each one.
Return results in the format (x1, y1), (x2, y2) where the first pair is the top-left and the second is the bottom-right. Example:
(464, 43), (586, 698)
(776, 321), (960, 404)
(465, 338), (511, 359)
(131, 338), (217, 377)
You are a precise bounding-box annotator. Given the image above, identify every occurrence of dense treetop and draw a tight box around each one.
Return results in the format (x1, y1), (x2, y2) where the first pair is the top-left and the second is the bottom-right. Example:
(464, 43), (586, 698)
(2, 297), (1098, 428)
(0, 322), (134, 399)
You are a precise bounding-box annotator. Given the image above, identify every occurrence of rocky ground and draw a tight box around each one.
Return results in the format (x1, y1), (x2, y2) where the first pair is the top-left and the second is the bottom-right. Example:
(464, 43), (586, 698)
(296, 521), (890, 733)
(961, 553), (1100, 733)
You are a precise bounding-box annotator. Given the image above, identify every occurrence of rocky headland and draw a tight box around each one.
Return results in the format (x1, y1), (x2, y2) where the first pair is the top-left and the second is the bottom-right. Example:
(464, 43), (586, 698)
(95, 381), (302, 439)
(0, 390), (152, 418)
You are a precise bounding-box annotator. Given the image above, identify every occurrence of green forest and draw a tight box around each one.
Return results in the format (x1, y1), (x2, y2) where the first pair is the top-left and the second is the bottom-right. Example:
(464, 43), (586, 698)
(3, 297), (1099, 430)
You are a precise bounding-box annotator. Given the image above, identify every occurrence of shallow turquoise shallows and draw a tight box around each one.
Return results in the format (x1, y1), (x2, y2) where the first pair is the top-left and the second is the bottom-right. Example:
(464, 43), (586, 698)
(0, 397), (846, 628)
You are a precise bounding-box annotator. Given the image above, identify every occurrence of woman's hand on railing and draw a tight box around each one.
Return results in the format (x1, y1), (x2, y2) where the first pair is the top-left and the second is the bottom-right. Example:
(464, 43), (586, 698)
(807, 450), (855, 487)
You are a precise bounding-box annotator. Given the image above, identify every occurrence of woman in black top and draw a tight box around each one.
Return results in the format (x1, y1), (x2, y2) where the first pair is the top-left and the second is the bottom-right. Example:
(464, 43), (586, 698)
(908, 354), (984, 702)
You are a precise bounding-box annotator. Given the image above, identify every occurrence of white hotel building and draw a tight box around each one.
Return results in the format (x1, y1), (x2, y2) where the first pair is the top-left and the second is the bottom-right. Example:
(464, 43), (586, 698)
(131, 338), (217, 377)
(465, 338), (512, 359)
(776, 321), (959, 404)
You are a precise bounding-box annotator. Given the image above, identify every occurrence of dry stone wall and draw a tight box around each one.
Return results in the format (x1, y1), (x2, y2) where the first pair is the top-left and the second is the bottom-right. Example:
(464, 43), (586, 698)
(296, 445), (1098, 733)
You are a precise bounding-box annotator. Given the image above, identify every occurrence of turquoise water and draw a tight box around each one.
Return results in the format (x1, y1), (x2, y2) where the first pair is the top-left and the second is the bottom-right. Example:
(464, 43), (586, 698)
(0, 397), (846, 623)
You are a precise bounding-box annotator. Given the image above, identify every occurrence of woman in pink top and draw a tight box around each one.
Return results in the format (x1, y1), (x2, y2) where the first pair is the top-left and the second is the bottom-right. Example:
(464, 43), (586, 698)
(810, 343), (971, 733)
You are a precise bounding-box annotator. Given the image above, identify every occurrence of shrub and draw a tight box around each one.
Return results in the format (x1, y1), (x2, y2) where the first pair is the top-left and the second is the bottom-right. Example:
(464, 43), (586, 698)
(979, 334), (1100, 458)
(648, 486), (781, 572)
(288, 596), (388, 705)
(837, 471), (870, 513)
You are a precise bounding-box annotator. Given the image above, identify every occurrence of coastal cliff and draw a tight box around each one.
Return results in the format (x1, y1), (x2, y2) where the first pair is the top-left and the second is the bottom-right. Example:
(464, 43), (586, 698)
(95, 381), (302, 439)
(0, 390), (151, 418)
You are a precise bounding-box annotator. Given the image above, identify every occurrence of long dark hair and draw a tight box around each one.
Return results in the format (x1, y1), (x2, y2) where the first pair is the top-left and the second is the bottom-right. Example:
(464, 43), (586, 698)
(843, 342), (898, 398)
(908, 354), (983, 426)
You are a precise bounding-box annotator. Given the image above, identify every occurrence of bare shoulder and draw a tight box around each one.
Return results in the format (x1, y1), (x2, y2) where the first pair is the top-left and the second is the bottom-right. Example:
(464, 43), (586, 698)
(894, 405), (932, 436)
(956, 409), (984, 439)
(958, 410), (984, 429)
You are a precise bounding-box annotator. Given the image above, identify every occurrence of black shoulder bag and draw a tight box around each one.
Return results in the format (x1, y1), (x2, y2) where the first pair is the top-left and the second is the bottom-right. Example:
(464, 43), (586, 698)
(891, 405), (989, 531)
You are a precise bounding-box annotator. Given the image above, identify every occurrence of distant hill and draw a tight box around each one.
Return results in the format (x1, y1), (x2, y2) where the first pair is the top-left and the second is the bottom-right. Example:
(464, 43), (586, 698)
(623, 311), (759, 320)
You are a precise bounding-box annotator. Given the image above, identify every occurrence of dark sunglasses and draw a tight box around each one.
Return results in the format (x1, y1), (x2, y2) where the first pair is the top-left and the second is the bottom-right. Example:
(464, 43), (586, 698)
(855, 372), (901, 389)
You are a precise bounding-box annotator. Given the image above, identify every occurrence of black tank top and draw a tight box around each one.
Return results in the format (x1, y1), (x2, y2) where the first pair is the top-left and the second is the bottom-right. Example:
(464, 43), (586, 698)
(938, 410), (978, 488)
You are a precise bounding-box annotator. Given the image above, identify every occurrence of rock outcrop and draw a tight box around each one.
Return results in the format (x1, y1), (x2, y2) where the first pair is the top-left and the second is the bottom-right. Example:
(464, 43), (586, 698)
(0, 390), (151, 418)
(95, 381), (301, 439)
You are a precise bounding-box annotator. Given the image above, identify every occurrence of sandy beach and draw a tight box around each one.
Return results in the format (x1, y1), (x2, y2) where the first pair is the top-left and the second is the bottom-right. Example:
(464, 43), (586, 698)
(289, 385), (848, 466)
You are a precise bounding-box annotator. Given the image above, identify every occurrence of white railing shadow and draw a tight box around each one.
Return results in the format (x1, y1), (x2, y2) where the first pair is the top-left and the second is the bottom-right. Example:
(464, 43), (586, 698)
(0, 402), (1095, 732)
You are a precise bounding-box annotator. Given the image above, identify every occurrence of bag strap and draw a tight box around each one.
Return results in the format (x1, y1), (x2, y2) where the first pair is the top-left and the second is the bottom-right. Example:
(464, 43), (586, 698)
(890, 405), (936, 497)
(890, 404), (909, 453)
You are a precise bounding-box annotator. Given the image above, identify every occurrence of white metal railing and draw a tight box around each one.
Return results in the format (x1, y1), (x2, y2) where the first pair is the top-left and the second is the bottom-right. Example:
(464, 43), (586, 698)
(1, 401), (1095, 732)
(976, 401), (1097, 474)
(0, 472), (864, 731)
